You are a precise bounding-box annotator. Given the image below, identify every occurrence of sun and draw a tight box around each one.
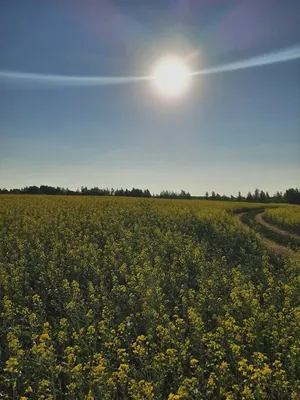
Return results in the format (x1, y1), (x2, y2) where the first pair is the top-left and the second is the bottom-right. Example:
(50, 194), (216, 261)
(152, 57), (191, 97)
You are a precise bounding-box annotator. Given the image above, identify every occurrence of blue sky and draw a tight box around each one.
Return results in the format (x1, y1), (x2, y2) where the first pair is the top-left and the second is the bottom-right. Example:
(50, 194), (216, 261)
(0, 0), (299, 195)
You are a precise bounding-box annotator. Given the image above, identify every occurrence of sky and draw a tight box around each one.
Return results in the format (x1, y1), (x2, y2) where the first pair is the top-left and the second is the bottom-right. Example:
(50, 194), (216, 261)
(0, 0), (299, 196)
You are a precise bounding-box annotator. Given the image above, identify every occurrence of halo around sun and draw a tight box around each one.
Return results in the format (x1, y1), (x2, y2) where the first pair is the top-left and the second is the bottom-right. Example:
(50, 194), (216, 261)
(152, 57), (191, 97)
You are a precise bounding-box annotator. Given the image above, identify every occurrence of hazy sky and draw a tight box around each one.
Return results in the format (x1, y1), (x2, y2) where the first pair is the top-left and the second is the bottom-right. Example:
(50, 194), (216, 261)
(1, 0), (299, 195)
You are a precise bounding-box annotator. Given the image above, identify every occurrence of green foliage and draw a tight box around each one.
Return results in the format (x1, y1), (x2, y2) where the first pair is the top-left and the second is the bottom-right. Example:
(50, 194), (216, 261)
(0, 196), (299, 399)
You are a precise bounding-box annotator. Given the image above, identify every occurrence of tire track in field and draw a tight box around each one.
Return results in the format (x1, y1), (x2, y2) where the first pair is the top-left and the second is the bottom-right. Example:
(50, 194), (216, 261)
(236, 210), (295, 256)
(255, 212), (300, 240)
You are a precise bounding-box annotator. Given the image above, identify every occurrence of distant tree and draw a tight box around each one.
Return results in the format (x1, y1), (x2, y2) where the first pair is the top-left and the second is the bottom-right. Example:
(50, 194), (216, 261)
(246, 192), (253, 202)
(273, 191), (284, 203)
(25, 186), (42, 194)
(81, 186), (88, 195)
(284, 188), (300, 204)
(259, 190), (266, 202)
(254, 188), (260, 202)
(211, 191), (216, 200)
(10, 188), (21, 194)
(130, 188), (142, 197)
(180, 190), (186, 199)
(115, 188), (125, 196)
(221, 194), (230, 201)
(66, 188), (76, 195)
(205, 191), (209, 199)
(237, 191), (242, 201)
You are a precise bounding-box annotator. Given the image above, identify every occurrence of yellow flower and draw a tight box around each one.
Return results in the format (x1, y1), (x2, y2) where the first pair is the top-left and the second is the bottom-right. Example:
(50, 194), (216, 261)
(29, 313), (37, 322)
(39, 378), (49, 388)
(32, 294), (41, 302)
(58, 330), (67, 343)
(261, 363), (272, 375)
(85, 391), (94, 400)
(55, 365), (62, 374)
(251, 373), (258, 380)
(87, 325), (96, 335)
(93, 364), (105, 374)
(60, 318), (68, 327)
(25, 386), (33, 394)
(4, 357), (19, 373)
(190, 358), (198, 367)
(220, 361), (228, 370)
(71, 364), (82, 374)
(231, 344), (241, 355)
(67, 382), (77, 391)
(208, 374), (216, 388)
(62, 279), (70, 290)
(40, 333), (50, 342)
(7, 333), (20, 352)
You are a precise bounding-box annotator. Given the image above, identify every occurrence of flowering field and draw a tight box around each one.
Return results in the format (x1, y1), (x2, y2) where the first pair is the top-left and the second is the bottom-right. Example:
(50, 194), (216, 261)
(0, 196), (299, 399)
(264, 206), (300, 235)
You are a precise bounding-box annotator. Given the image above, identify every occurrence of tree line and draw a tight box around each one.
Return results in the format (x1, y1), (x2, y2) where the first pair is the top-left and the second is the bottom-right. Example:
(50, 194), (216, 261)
(205, 188), (300, 204)
(0, 185), (299, 204)
(0, 185), (190, 199)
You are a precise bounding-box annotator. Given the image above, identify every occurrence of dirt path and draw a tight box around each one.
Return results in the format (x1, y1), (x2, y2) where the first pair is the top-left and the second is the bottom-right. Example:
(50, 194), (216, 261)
(255, 212), (300, 240)
(257, 235), (291, 256)
(237, 211), (293, 256)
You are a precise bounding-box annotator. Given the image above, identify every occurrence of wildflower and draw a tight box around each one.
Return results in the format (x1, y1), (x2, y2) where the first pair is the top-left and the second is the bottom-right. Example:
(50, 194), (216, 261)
(190, 358), (198, 367)
(72, 364), (83, 373)
(25, 386), (33, 394)
(220, 361), (229, 371)
(32, 294), (41, 303)
(207, 373), (217, 390)
(60, 318), (68, 327)
(230, 344), (241, 355)
(87, 325), (96, 335)
(40, 333), (50, 342)
(4, 357), (19, 374)
(58, 330), (67, 343)
(168, 395), (180, 400)
(85, 391), (94, 400)
(261, 363), (272, 375)
(29, 313), (37, 322)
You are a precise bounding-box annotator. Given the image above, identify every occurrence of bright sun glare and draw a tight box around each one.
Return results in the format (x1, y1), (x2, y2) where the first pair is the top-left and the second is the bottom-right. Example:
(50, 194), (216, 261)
(152, 57), (191, 97)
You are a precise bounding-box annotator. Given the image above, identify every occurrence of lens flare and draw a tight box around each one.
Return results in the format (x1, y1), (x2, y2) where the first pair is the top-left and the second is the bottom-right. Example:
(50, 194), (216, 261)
(152, 57), (191, 97)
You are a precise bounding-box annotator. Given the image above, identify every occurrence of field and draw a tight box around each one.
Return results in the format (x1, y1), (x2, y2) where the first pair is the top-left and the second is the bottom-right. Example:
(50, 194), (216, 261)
(264, 207), (300, 236)
(0, 196), (299, 399)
